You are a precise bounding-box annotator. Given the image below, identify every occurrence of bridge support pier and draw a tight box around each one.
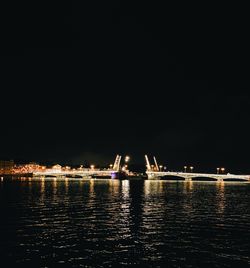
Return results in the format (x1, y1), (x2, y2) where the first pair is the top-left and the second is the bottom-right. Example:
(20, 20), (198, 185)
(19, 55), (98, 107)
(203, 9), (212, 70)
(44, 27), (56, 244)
(217, 178), (223, 182)
(185, 177), (192, 182)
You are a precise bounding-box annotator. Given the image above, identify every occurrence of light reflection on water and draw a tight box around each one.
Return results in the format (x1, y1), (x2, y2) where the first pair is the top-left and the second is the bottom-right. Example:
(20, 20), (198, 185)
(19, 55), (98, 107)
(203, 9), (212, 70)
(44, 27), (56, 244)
(0, 178), (250, 267)
(216, 181), (225, 215)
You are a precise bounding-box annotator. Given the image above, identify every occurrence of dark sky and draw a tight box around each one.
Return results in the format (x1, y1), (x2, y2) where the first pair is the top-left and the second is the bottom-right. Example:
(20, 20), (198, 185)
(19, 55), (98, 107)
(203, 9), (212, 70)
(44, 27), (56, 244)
(1, 2), (250, 173)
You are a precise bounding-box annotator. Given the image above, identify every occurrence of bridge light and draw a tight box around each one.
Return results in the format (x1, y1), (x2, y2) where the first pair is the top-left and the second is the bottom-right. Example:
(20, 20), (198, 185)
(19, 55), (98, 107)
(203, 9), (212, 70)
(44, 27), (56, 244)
(109, 164), (113, 169)
(221, 167), (225, 173)
(184, 166), (187, 172)
(90, 165), (95, 170)
(125, 156), (130, 163)
(216, 167), (220, 174)
(190, 166), (194, 172)
(159, 165), (163, 171)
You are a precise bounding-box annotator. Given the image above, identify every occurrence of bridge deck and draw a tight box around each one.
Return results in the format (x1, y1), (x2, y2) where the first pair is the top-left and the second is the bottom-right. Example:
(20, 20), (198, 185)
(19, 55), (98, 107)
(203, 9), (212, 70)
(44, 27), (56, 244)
(33, 170), (116, 177)
(146, 171), (250, 181)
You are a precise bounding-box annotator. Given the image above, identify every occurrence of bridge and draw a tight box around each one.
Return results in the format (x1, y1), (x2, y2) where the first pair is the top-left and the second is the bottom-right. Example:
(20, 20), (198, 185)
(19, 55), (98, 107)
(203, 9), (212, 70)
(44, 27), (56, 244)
(33, 169), (116, 178)
(145, 155), (250, 181)
(146, 171), (250, 181)
(33, 155), (123, 179)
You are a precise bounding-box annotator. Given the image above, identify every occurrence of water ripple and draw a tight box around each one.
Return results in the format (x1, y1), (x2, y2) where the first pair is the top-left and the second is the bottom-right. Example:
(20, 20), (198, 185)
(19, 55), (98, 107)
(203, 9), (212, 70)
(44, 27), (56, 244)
(0, 179), (250, 267)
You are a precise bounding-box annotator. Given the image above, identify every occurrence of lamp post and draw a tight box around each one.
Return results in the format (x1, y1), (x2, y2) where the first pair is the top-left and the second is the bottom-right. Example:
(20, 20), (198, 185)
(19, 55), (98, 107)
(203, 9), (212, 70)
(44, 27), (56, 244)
(217, 167), (225, 174)
(124, 156), (130, 172)
(159, 165), (163, 171)
(190, 166), (194, 173)
(184, 166), (187, 173)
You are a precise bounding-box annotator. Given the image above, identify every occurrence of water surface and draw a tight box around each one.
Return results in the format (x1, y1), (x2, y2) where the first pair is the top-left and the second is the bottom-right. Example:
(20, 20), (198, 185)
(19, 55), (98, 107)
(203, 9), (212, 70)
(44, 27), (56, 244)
(0, 178), (250, 267)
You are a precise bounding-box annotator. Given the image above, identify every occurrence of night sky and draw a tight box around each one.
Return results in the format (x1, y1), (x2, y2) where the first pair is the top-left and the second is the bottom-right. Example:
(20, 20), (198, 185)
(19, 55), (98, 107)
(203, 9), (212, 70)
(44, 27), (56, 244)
(1, 3), (250, 173)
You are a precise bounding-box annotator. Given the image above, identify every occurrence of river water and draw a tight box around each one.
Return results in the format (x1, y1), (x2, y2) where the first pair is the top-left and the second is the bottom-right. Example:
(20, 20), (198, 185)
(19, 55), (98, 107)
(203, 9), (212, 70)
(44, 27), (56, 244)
(0, 178), (250, 267)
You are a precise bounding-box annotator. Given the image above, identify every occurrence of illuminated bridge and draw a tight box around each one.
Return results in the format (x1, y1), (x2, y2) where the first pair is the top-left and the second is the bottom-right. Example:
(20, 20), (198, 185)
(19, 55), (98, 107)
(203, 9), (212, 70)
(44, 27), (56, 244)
(145, 155), (250, 182)
(33, 155), (123, 179)
(146, 171), (250, 181)
(33, 169), (115, 178)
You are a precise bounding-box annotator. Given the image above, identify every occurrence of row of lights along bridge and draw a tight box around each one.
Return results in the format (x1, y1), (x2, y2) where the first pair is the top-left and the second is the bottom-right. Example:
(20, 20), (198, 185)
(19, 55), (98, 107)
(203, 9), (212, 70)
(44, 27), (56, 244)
(108, 156), (226, 174)
(152, 165), (226, 174)
(184, 166), (225, 174)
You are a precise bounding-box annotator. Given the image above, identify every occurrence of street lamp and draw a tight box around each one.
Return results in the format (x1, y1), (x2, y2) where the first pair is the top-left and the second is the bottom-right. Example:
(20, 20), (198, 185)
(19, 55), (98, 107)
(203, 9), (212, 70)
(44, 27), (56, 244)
(159, 165), (163, 171)
(190, 166), (194, 173)
(90, 165), (95, 170)
(109, 164), (113, 169)
(217, 167), (225, 174)
(184, 166), (187, 173)
(125, 156), (130, 163)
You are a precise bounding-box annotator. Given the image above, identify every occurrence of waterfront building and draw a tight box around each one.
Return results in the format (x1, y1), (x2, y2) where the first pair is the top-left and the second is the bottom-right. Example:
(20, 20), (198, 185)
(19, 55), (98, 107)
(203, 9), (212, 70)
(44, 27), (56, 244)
(0, 160), (15, 174)
(13, 162), (46, 174)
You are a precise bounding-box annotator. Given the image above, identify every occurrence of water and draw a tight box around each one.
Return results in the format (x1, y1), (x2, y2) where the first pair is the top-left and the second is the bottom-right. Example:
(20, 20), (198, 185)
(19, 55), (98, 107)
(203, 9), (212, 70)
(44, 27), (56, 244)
(0, 178), (250, 267)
